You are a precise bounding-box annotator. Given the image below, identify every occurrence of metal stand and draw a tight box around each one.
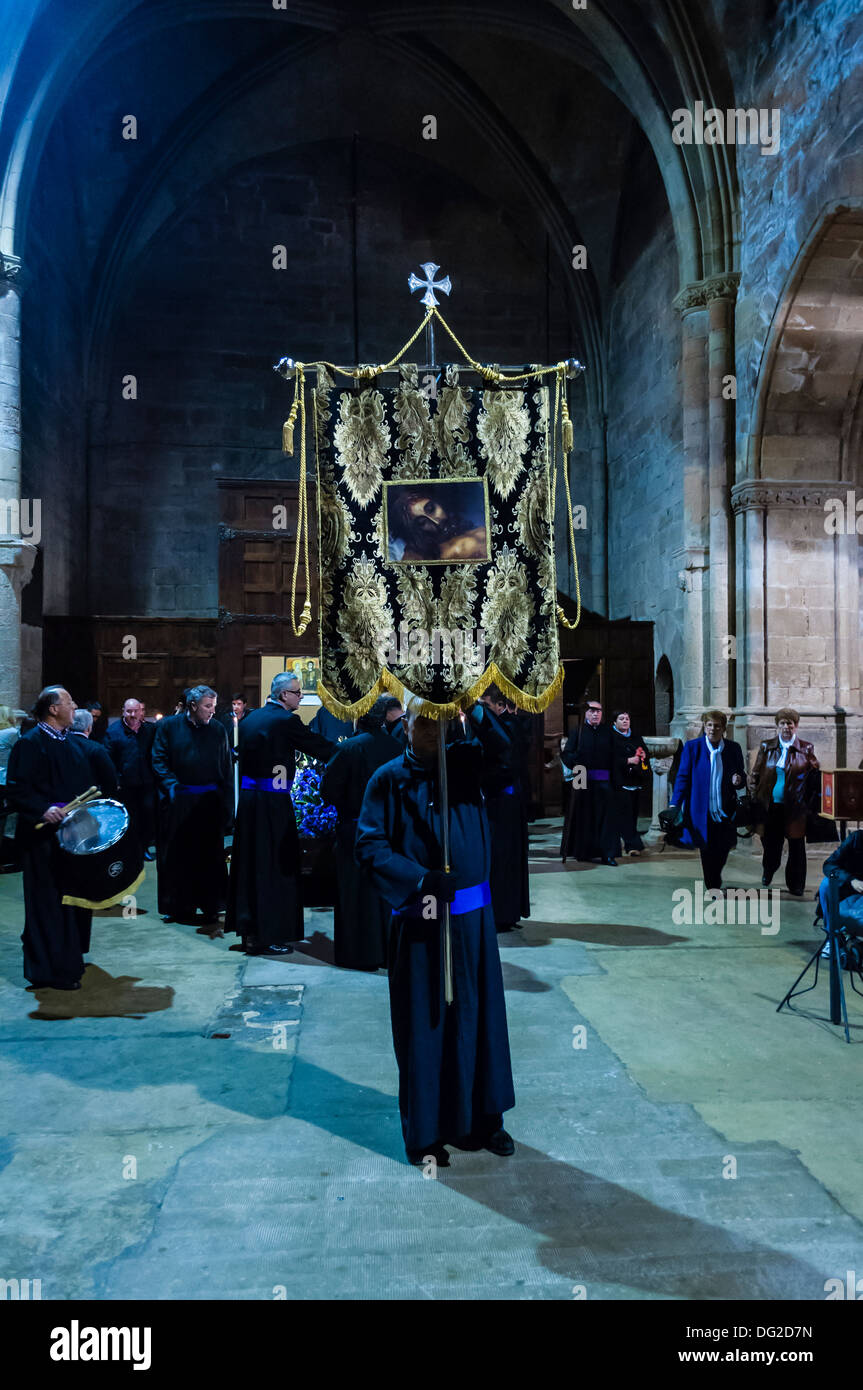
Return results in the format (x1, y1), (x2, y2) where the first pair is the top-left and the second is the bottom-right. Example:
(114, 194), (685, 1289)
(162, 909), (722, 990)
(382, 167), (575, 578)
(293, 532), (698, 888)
(437, 718), (454, 1005)
(776, 869), (858, 1042)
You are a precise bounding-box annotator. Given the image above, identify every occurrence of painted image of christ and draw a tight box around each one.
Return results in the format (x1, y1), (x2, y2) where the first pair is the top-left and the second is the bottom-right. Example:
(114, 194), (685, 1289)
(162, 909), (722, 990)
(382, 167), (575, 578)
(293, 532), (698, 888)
(386, 480), (489, 564)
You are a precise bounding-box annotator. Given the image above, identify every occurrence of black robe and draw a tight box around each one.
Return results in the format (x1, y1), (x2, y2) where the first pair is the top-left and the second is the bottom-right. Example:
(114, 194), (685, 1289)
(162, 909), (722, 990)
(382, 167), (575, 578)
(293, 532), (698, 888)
(355, 718), (515, 1155)
(319, 729), (403, 968)
(309, 705), (354, 743)
(104, 718), (156, 850)
(226, 701), (335, 946)
(6, 728), (100, 987)
(71, 734), (118, 800)
(562, 722), (618, 861)
(481, 708), (530, 929)
(151, 713), (232, 918)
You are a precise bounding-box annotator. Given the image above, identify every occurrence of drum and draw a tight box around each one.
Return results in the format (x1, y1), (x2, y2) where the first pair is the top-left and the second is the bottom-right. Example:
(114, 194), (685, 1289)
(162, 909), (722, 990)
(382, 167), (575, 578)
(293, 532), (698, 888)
(56, 798), (145, 909)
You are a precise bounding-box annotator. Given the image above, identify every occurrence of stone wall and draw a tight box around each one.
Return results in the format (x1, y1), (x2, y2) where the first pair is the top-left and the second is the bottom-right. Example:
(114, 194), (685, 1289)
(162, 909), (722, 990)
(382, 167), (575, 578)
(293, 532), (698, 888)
(605, 135), (684, 708)
(89, 139), (580, 617)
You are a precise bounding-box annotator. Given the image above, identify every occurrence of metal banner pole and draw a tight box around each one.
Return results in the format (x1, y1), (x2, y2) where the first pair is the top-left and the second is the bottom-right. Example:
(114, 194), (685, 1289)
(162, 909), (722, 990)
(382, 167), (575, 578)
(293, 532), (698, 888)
(437, 718), (454, 1006)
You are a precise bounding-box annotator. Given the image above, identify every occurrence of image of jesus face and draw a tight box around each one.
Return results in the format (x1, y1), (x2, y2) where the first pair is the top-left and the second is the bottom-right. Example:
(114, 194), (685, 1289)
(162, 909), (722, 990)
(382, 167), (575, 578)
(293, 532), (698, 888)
(386, 481), (489, 564)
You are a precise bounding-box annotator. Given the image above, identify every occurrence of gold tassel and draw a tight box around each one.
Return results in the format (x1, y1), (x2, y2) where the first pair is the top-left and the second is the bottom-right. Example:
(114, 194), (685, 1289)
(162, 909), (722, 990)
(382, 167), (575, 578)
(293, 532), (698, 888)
(282, 417), (294, 454)
(296, 598), (312, 636)
(562, 417), (573, 453)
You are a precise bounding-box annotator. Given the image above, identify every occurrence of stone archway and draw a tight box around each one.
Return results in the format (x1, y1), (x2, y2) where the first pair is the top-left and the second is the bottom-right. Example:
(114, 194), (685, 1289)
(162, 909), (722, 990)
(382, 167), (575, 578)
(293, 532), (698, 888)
(734, 205), (863, 763)
(655, 655), (674, 736)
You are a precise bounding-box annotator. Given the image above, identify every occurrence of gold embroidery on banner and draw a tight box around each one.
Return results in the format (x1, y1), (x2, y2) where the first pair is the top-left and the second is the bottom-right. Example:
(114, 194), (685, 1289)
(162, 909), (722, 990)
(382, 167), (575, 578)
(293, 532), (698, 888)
(392, 565), (437, 695)
(334, 389), (390, 507)
(439, 567), (484, 690)
(477, 388), (530, 500)
(435, 366), (476, 477)
(337, 554), (395, 689)
(480, 545), (534, 679)
(393, 366), (434, 478)
(514, 461), (550, 560)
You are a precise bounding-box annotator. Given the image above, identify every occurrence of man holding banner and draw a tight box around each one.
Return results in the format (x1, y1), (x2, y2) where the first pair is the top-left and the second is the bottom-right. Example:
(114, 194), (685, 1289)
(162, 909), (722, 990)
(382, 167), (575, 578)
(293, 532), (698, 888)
(356, 701), (515, 1168)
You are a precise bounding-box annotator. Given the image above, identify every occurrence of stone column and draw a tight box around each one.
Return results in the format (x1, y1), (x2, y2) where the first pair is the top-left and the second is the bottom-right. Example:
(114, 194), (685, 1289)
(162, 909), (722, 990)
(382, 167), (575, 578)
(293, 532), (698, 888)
(0, 253), (34, 708)
(706, 273), (740, 709)
(671, 283), (710, 738)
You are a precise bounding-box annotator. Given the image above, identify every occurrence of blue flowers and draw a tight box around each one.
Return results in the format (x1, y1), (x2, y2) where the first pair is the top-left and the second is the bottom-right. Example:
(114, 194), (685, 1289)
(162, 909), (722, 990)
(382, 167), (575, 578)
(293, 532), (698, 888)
(291, 759), (337, 840)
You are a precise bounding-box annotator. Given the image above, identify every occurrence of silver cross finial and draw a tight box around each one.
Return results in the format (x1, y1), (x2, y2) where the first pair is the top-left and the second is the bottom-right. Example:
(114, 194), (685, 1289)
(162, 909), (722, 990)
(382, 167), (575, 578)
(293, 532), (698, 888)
(408, 261), (452, 308)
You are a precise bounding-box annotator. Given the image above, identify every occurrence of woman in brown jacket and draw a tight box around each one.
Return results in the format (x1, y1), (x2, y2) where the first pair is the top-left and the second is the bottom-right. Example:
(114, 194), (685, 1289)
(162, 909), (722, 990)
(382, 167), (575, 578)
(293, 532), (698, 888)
(751, 708), (820, 896)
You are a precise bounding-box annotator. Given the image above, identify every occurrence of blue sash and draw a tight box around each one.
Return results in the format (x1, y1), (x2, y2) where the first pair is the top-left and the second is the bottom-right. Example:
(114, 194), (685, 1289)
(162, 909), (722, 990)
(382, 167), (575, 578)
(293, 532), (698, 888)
(394, 880), (491, 919)
(177, 783), (218, 795)
(241, 776), (292, 793)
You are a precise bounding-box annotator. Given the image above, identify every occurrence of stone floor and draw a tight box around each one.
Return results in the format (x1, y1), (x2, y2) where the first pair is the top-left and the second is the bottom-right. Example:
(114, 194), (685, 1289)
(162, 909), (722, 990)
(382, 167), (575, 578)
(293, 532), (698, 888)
(1, 821), (862, 1301)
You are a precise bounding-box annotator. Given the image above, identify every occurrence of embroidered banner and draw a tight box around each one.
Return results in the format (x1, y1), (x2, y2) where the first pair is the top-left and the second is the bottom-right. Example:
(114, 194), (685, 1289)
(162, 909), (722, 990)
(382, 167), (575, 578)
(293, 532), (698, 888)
(312, 362), (563, 718)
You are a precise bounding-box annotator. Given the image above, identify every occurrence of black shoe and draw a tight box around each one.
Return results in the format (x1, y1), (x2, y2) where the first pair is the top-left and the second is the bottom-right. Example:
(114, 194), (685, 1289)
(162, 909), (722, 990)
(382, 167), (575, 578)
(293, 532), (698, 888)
(144, 849), (156, 862)
(28, 979), (81, 991)
(603, 857), (618, 867)
(161, 914), (175, 923)
(762, 875), (772, 888)
(484, 1129), (515, 1157)
(251, 945), (294, 958)
(407, 1143), (450, 1167)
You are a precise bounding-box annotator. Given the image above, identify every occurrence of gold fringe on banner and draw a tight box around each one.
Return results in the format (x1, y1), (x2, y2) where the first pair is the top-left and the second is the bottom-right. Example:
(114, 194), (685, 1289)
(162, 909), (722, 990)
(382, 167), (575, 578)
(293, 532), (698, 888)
(317, 662), (564, 723)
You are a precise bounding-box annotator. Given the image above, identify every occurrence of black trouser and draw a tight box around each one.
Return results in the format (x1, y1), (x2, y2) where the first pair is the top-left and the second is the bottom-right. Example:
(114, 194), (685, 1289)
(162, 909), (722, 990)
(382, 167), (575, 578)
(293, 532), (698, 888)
(699, 821), (735, 890)
(761, 802), (806, 894)
(616, 788), (644, 851)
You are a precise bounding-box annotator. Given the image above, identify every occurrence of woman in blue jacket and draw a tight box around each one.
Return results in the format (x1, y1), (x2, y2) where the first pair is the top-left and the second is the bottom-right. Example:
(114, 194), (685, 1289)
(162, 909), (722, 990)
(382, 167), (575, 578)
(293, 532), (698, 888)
(669, 710), (746, 889)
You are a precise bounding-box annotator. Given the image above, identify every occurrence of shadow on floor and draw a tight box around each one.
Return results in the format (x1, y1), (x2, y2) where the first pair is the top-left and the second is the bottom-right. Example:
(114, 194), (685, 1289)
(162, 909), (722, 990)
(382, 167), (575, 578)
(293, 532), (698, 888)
(285, 1060), (829, 1299)
(439, 1140), (826, 1299)
(503, 921), (689, 948)
(27, 963), (175, 1021)
(501, 961), (552, 992)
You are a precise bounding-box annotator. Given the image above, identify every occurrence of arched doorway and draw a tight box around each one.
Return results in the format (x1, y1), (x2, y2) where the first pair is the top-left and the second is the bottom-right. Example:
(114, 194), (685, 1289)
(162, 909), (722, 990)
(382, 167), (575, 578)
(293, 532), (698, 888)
(735, 205), (863, 764)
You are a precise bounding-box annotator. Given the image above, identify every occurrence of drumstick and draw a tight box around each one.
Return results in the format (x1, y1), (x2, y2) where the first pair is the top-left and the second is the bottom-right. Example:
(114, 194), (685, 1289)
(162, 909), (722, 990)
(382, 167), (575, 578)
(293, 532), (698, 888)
(35, 785), (101, 831)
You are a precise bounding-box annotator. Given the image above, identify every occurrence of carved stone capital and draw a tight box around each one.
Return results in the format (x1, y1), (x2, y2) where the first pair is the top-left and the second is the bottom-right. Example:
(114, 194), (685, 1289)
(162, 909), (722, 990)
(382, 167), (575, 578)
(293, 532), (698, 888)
(731, 479), (840, 514)
(673, 272), (741, 314)
(0, 538), (36, 595)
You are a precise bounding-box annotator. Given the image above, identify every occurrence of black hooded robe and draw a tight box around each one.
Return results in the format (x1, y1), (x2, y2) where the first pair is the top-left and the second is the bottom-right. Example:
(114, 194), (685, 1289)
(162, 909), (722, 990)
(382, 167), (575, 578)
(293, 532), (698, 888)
(355, 718), (515, 1156)
(319, 729), (403, 969)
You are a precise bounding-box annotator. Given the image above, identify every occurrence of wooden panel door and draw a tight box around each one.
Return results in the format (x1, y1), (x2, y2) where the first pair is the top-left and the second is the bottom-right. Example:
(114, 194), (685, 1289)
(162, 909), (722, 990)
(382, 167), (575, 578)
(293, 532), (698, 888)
(217, 479), (319, 706)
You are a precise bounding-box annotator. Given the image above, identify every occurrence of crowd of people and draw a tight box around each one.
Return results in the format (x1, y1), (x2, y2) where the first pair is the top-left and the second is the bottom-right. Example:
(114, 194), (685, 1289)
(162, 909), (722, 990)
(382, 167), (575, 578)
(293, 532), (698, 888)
(0, 678), (851, 1167)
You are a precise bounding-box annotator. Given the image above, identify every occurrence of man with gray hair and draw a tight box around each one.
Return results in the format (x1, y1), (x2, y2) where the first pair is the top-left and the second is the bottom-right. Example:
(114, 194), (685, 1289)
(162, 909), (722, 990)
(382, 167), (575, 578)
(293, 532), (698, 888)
(70, 709), (118, 797)
(152, 684), (232, 927)
(227, 673), (336, 957)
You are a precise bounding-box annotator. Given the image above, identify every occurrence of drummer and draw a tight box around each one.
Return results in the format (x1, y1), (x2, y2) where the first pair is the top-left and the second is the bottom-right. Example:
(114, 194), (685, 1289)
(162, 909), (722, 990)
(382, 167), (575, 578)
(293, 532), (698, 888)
(5, 686), (97, 991)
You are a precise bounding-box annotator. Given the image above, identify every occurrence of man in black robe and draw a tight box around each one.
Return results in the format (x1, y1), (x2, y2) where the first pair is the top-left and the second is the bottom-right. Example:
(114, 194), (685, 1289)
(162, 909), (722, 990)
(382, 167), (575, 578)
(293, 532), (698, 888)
(319, 696), (402, 970)
(6, 686), (100, 989)
(103, 699), (155, 855)
(151, 684), (232, 926)
(562, 698), (618, 865)
(226, 673), (336, 957)
(478, 686), (530, 933)
(356, 702), (516, 1167)
(71, 709), (119, 796)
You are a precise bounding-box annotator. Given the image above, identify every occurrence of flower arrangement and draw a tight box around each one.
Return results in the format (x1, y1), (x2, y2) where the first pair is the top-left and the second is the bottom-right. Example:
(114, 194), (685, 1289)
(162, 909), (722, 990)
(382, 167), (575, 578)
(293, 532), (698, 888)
(291, 758), (337, 840)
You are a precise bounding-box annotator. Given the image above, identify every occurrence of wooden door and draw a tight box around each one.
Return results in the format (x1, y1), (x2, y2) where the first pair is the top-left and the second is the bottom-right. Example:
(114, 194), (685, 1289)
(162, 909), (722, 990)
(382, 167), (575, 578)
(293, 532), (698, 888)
(217, 479), (319, 706)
